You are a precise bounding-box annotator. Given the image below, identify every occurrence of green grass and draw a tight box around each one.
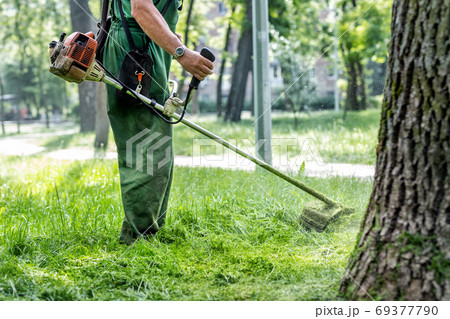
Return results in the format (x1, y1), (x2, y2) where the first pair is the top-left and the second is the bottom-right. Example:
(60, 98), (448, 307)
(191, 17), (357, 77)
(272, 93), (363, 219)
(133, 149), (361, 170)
(35, 109), (380, 164)
(41, 130), (117, 152)
(1, 121), (78, 138)
(172, 109), (380, 164)
(0, 156), (372, 300)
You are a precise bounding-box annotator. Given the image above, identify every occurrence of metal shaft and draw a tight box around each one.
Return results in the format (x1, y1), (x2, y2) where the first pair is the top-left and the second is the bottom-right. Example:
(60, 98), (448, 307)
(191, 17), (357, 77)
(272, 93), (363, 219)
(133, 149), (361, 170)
(103, 76), (337, 206)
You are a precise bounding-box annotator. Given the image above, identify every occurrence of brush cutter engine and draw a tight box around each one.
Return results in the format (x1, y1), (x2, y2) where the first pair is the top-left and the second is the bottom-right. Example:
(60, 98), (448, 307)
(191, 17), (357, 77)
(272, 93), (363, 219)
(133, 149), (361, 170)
(49, 32), (105, 84)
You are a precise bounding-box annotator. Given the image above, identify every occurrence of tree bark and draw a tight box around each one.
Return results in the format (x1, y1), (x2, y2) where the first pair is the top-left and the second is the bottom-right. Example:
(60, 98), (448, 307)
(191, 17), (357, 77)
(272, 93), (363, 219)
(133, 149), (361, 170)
(340, 0), (450, 301)
(216, 5), (235, 117)
(224, 0), (252, 122)
(356, 60), (367, 110)
(69, 0), (97, 132)
(94, 82), (109, 149)
(345, 60), (359, 111)
(36, 68), (50, 128)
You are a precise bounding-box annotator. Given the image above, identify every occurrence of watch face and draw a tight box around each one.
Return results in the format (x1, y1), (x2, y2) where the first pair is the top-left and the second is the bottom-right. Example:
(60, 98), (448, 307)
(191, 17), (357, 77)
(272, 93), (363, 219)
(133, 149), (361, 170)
(175, 47), (184, 56)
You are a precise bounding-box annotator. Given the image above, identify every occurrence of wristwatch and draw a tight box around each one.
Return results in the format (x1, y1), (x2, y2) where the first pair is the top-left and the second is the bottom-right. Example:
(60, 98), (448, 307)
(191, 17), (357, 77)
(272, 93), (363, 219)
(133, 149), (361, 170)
(173, 46), (186, 59)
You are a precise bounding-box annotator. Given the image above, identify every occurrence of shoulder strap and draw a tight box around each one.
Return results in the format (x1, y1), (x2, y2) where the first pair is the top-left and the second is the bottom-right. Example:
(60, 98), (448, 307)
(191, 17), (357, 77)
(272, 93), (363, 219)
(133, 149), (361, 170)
(116, 0), (174, 52)
(160, 0), (174, 17)
(100, 0), (110, 26)
(117, 0), (137, 51)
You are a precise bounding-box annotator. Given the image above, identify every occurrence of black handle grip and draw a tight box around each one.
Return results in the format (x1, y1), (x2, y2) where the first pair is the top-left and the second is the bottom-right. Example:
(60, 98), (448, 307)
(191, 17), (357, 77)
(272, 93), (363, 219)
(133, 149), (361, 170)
(59, 32), (67, 42)
(189, 47), (215, 90)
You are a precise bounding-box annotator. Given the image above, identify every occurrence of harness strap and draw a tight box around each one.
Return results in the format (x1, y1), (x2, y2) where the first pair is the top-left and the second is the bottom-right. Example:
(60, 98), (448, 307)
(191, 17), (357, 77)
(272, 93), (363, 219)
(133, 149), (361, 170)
(160, 0), (173, 16)
(100, 0), (110, 27)
(116, 0), (174, 52)
(155, 0), (182, 11)
(117, 0), (139, 51)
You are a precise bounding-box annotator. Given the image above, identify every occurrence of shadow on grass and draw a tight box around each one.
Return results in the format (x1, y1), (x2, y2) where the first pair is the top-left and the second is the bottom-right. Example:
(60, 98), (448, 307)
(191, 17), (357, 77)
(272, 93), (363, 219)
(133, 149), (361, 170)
(42, 133), (77, 151)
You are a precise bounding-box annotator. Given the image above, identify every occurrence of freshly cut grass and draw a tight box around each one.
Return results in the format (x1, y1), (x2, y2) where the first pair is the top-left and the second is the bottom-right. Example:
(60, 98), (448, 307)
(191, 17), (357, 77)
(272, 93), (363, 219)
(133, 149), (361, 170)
(0, 156), (372, 300)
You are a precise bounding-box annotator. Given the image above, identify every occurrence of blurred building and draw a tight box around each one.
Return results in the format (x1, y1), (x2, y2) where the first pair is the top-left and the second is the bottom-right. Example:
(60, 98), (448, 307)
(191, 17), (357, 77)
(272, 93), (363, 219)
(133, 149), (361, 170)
(314, 57), (335, 98)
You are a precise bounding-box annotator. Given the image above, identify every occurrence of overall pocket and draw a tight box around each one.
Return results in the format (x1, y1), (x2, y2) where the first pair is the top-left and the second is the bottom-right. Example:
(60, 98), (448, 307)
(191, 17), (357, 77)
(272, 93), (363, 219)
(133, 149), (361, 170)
(116, 49), (154, 106)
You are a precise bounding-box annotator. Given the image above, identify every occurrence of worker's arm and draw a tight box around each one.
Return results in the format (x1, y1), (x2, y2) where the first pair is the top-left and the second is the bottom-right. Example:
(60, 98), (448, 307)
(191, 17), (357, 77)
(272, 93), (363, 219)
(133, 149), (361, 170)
(130, 0), (213, 80)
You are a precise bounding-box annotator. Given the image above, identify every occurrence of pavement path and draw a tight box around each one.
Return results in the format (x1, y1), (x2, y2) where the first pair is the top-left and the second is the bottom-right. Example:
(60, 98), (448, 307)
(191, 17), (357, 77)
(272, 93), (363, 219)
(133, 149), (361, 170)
(0, 132), (374, 178)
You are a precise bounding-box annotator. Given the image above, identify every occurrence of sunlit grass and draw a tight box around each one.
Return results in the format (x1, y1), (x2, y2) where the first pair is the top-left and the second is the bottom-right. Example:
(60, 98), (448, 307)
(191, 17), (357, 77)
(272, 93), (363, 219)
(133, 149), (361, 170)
(0, 156), (372, 300)
(173, 109), (380, 164)
(35, 109), (380, 164)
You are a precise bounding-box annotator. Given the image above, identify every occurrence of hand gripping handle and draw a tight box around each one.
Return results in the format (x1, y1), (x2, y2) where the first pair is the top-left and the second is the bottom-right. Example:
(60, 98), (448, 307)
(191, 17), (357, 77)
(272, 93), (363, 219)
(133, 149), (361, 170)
(189, 47), (215, 90)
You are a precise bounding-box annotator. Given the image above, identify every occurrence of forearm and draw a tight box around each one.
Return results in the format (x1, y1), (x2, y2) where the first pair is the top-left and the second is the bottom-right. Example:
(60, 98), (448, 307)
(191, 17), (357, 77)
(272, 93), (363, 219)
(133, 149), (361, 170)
(130, 0), (182, 55)
(130, 0), (214, 80)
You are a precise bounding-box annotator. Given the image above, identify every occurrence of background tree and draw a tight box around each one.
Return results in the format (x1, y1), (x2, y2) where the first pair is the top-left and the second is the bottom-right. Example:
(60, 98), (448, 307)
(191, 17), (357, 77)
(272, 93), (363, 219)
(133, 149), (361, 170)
(223, 0), (297, 122)
(276, 52), (316, 129)
(340, 0), (450, 300)
(0, 69), (4, 135)
(69, 0), (97, 132)
(178, 0), (195, 98)
(8, 0), (28, 133)
(93, 0), (109, 149)
(94, 82), (109, 149)
(223, 0), (252, 122)
(69, 0), (109, 147)
(338, 0), (391, 112)
(174, 0), (213, 113)
(271, 0), (328, 125)
(216, 4), (236, 117)
(0, 0), (71, 131)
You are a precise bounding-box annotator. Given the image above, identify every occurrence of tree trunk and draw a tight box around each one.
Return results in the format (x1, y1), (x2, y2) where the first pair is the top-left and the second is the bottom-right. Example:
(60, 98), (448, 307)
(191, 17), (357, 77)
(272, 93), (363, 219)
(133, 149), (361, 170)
(345, 60), (358, 111)
(183, 0), (195, 49)
(69, 0), (97, 132)
(94, 83), (109, 149)
(224, 0), (252, 122)
(13, 1), (24, 134)
(340, 0), (450, 301)
(93, 0), (109, 149)
(356, 60), (367, 110)
(180, 0), (195, 96)
(216, 6), (235, 117)
(36, 69), (50, 128)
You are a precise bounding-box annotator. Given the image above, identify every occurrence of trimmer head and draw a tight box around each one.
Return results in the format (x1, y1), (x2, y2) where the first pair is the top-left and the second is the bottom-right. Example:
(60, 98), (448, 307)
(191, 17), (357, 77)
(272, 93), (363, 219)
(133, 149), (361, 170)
(299, 200), (355, 232)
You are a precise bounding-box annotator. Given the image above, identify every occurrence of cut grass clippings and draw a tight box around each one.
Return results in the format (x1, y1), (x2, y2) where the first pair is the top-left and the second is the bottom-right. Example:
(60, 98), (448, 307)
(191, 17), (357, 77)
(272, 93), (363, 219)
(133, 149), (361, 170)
(0, 156), (372, 300)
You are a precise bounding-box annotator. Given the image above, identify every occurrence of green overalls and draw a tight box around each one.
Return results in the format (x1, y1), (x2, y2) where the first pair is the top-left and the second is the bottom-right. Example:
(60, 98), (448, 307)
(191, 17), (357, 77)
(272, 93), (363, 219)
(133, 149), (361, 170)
(104, 0), (180, 244)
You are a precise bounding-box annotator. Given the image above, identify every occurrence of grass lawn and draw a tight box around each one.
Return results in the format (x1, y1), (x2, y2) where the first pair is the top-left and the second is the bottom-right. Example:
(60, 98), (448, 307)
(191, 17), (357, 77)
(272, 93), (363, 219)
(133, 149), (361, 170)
(0, 156), (372, 300)
(173, 109), (380, 165)
(38, 109), (380, 165)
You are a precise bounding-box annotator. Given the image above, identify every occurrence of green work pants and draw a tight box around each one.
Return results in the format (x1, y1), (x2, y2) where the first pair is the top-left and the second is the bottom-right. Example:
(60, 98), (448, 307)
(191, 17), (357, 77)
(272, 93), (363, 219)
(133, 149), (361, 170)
(104, 2), (179, 243)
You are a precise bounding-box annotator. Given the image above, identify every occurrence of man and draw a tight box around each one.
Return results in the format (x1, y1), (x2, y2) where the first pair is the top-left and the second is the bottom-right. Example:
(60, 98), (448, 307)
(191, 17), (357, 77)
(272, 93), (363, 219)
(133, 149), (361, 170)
(104, 0), (213, 244)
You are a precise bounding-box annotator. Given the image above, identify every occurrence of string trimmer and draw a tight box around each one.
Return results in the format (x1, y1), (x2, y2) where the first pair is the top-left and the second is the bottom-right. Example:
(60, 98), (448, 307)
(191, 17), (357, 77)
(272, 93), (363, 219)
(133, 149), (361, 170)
(48, 31), (354, 231)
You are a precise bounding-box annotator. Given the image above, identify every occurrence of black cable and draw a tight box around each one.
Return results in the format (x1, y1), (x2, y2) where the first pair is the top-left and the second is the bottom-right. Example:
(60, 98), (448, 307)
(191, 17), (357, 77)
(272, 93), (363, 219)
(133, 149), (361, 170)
(97, 60), (189, 125)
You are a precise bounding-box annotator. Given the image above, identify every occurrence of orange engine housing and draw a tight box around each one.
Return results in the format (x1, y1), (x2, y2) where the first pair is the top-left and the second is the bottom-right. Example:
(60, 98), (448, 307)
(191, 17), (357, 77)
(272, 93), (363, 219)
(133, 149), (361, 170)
(64, 32), (97, 70)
